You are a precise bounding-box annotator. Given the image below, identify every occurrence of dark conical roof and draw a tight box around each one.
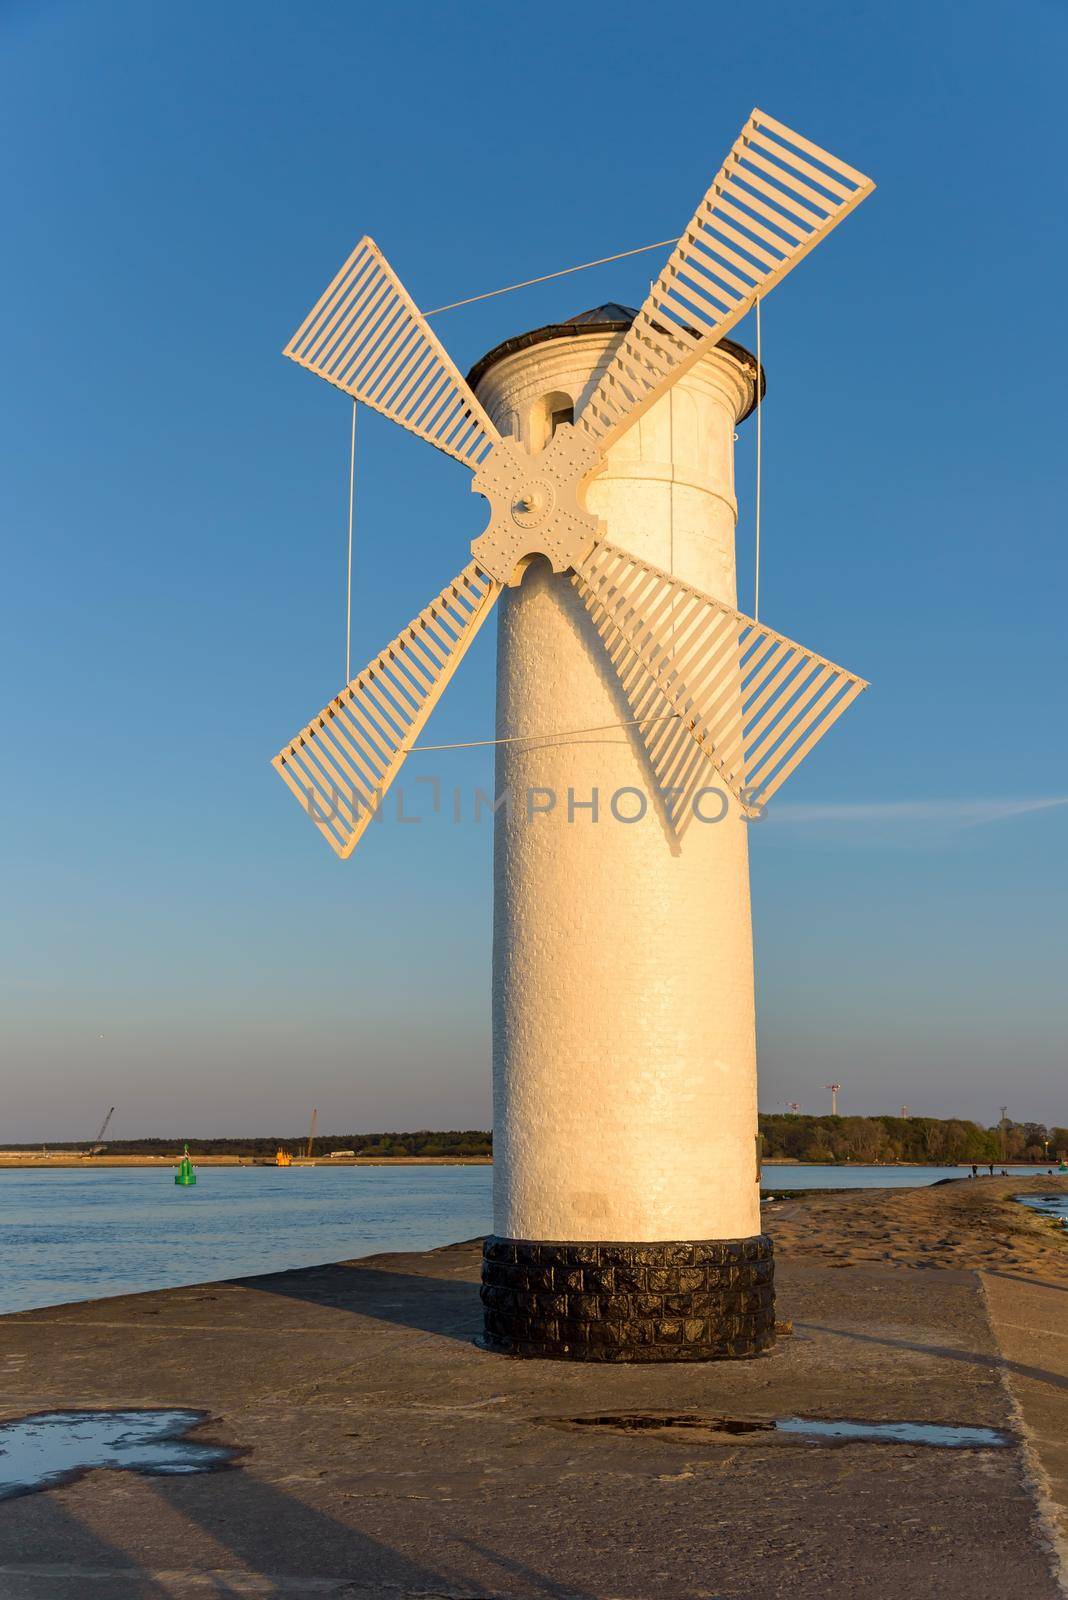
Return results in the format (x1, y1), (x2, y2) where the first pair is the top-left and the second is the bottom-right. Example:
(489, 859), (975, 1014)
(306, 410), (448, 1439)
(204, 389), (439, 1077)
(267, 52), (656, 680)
(564, 302), (640, 325)
(467, 303), (764, 421)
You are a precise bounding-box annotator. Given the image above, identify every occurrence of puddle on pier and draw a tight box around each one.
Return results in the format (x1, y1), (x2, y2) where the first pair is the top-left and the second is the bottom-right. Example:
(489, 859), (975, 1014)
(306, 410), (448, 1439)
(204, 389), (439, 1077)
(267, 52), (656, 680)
(0, 1409), (239, 1501)
(551, 1412), (1009, 1448)
(775, 1417), (1008, 1447)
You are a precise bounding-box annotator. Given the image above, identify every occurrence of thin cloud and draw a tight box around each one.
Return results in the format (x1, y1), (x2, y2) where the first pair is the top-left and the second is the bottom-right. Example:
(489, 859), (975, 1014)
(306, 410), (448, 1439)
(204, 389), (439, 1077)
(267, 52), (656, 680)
(767, 797), (1068, 827)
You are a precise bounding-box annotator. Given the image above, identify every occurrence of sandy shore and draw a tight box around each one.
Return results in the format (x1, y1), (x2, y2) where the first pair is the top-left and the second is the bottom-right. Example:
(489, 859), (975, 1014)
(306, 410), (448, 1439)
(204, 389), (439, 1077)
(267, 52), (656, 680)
(766, 1171), (1068, 1278)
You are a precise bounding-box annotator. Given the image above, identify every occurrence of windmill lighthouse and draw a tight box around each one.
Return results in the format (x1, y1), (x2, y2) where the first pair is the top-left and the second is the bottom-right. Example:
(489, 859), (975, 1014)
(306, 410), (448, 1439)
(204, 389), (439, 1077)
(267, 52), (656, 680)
(274, 110), (874, 1360)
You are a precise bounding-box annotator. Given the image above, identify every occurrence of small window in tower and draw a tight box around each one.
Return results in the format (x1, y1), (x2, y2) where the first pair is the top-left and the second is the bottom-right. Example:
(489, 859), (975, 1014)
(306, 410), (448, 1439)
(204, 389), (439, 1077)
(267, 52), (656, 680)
(530, 390), (574, 450)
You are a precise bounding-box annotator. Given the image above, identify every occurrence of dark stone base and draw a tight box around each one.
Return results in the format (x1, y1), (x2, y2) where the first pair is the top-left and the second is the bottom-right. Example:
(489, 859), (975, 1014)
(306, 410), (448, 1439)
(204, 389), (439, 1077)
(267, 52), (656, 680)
(479, 1234), (775, 1362)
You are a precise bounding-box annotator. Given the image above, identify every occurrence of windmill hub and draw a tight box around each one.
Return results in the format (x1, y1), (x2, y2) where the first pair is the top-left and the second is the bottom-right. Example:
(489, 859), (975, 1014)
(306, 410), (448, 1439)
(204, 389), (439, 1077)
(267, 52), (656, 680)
(509, 480), (554, 527)
(470, 426), (602, 585)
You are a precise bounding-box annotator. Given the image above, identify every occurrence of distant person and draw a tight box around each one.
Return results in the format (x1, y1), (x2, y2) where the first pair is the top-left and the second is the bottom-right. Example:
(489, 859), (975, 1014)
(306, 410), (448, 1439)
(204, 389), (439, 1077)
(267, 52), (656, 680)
(971, 1164), (979, 1178)
(988, 1162), (994, 1176)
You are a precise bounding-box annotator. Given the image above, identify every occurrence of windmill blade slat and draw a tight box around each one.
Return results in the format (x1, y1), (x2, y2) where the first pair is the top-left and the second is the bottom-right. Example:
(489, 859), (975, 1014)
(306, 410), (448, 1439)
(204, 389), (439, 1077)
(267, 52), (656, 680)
(741, 145), (850, 215)
(746, 134), (857, 209)
(723, 173), (817, 237)
(659, 277), (735, 328)
(574, 541), (867, 810)
(273, 562), (501, 858)
(741, 656), (824, 748)
(296, 251), (378, 364)
(274, 751), (351, 853)
(683, 625), (750, 741)
(750, 679), (866, 801)
(304, 712), (373, 790)
(654, 597), (734, 689)
(285, 237), (501, 469)
(344, 676), (399, 747)
(738, 649), (814, 725)
(308, 711), (382, 803)
(578, 111), (873, 449)
(577, 575), (721, 839)
(748, 109), (871, 188)
(701, 206), (780, 270)
(321, 277), (394, 376)
(421, 603), (464, 653)
(670, 251), (752, 310)
(390, 352), (442, 418)
(684, 633), (749, 780)
(361, 682), (411, 741)
(684, 228), (765, 290)
(654, 593), (714, 675)
(358, 312), (421, 398)
(363, 666), (414, 730)
(320, 714), (381, 792)
(745, 666), (835, 771)
(379, 642), (430, 701)
(377, 339), (435, 412)
(738, 630), (783, 683)
(285, 735), (371, 845)
(708, 191), (803, 258)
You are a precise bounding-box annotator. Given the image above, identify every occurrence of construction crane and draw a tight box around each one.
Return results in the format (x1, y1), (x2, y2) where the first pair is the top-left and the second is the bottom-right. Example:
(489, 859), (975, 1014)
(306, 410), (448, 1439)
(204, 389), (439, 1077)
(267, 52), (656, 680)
(305, 1107), (317, 1160)
(86, 1106), (115, 1156)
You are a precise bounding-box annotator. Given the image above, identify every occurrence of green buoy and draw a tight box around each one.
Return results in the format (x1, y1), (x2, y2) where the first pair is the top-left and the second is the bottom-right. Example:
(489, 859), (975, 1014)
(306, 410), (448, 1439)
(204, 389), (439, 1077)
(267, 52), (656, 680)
(174, 1145), (197, 1186)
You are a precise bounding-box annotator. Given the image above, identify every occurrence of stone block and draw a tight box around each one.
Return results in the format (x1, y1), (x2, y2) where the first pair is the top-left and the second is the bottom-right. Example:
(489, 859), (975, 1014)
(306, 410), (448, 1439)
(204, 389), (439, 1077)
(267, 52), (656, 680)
(480, 1236), (775, 1362)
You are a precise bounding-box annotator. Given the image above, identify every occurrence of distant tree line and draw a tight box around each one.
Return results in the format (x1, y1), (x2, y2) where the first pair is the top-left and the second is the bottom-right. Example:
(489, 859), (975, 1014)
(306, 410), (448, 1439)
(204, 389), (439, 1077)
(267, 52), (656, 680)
(10, 1118), (1066, 1164)
(759, 1115), (1068, 1166)
(19, 1130), (493, 1158)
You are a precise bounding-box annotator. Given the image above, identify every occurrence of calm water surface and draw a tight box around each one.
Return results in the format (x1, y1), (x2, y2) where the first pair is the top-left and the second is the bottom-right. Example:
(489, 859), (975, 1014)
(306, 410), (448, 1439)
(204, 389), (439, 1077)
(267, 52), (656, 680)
(0, 1163), (1051, 1315)
(0, 1165), (492, 1315)
(1017, 1192), (1068, 1223)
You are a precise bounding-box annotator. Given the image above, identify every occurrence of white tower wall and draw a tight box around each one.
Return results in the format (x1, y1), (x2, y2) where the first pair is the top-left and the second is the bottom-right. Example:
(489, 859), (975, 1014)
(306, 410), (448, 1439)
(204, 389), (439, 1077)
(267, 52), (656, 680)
(475, 328), (762, 1246)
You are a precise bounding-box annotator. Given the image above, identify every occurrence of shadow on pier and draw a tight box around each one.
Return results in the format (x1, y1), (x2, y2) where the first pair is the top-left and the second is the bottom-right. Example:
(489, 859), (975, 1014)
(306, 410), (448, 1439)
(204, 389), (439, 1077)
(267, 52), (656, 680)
(223, 1241), (484, 1347)
(2, 1469), (593, 1598)
(796, 1318), (1068, 1393)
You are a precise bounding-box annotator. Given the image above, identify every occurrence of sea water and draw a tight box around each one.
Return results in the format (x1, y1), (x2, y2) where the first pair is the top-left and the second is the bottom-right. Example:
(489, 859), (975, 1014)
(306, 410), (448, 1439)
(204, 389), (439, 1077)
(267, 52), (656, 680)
(0, 1164), (492, 1315)
(0, 1163), (1050, 1316)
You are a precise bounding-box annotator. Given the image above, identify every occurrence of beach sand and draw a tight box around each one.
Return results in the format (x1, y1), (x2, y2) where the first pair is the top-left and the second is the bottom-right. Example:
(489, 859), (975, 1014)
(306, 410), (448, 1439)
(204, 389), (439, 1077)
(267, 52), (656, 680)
(766, 1170), (1068, 1277)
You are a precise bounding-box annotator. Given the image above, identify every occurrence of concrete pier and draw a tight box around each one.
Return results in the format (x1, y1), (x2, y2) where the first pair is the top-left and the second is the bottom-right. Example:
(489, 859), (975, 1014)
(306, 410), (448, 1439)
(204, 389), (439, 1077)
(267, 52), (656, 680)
(0, 1177), (1065, 1597)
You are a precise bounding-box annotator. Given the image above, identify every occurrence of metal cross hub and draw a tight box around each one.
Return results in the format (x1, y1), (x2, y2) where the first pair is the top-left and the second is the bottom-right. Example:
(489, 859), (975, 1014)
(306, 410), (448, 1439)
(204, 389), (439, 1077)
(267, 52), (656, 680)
(509, 480), (555, 529)
(470, 425), (602, 585)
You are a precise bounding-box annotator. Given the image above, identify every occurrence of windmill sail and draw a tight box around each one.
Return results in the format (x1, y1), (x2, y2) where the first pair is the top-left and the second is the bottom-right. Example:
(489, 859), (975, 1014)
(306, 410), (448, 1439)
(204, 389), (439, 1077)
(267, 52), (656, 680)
(574, 541), (866, 809)
(284, 238), (501, 468)
(592, 637), (723, 842)
(276, 111), (872, 857)
(273, 562), (501, 857)
(577, 111), (873, 449)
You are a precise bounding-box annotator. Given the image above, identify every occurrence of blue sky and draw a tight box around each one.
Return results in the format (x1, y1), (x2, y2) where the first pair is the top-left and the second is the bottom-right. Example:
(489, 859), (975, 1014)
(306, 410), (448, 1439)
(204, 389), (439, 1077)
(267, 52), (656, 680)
(2, 0), (1065, 1140)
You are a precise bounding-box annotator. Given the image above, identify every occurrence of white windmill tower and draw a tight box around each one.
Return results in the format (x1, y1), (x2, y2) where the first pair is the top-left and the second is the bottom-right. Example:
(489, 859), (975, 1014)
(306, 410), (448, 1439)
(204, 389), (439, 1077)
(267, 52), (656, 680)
(274, 110), (874, 1360)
